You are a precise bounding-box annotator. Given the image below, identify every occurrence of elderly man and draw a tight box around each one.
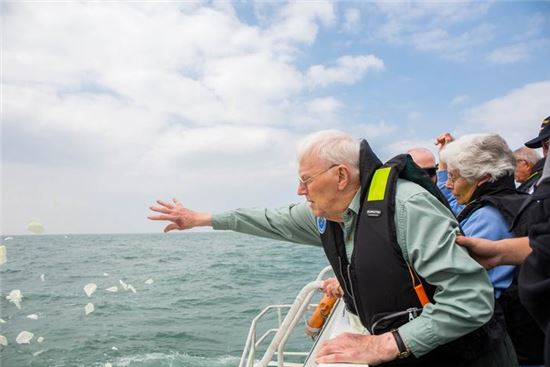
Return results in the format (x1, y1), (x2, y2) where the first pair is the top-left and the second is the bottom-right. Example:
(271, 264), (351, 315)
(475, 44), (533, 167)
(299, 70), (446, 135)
(514, 147), (543, 194)
(149, 130), (513, 366)
(407, 147), (438, 183)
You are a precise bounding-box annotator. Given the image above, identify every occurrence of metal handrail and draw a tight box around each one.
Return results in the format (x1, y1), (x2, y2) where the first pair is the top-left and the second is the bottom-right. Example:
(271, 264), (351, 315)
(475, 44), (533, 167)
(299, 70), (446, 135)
(239, 266), (334, 367)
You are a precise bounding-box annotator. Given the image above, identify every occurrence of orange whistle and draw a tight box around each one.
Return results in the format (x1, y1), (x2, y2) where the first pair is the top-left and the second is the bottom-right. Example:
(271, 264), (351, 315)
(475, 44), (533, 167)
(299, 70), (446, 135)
(414, 284), (430, 307)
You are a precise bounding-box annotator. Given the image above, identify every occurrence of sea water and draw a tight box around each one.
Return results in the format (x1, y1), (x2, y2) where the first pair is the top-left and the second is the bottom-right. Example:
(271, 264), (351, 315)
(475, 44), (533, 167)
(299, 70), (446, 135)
(0, 232), (329, 366)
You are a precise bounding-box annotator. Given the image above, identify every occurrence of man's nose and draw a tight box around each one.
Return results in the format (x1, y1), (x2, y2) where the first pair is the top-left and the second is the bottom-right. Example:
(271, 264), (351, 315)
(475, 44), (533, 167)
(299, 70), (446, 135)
(297, 183), (307, 196)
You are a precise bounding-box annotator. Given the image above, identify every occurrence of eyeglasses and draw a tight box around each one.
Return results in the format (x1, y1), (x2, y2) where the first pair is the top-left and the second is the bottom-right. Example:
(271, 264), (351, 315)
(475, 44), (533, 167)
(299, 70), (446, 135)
(299, 164), (338, 189)
(421, 165), (438, 178)
(447, 172), (462, 185)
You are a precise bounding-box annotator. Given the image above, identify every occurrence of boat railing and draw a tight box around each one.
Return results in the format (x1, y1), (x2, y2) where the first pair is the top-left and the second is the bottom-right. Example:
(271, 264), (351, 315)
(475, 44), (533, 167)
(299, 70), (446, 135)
(239, 265), (334, 367)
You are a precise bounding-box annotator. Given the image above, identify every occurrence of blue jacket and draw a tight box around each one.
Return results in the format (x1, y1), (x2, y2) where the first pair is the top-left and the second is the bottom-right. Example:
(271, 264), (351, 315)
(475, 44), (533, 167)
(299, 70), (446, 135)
(437, 170), (515, 298)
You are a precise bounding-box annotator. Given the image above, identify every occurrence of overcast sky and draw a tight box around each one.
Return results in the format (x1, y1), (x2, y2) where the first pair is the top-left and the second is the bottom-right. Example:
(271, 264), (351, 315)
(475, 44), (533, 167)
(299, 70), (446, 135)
(2, 1), (550, 235)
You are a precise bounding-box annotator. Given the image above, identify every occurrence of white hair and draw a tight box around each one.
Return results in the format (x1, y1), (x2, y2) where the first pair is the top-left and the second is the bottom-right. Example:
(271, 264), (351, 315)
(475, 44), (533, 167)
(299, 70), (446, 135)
(297, 130), (360, 176)
(440, 133), (515, 182)
(514, 146), (541, 165)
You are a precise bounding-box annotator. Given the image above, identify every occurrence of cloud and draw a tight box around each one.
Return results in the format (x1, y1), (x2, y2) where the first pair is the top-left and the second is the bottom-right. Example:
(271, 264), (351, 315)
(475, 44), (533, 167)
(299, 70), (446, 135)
(412, 24), (494, 61)
(341, 8), (361, 32)
(307, 55), (384, 87)
(451, 95), (470, 106)
(460, 80), (550, 149)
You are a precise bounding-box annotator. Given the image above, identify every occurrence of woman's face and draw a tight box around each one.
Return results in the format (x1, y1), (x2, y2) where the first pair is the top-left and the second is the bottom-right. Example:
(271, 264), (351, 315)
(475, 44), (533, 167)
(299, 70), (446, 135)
(446, 169), (479, 205)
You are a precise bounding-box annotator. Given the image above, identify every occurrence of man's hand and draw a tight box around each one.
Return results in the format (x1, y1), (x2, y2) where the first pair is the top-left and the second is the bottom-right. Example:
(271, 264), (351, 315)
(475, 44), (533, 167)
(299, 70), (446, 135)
(322, 277), (343, 298)
(148, 198), (212, 232)
(315, 332), (398, 365)
(456, 235), (530, 268)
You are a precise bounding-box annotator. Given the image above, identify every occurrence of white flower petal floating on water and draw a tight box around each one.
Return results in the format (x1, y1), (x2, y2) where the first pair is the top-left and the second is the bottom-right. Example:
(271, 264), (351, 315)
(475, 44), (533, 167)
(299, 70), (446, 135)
(84, 303), (94, 315)
(104, 363), (113, 367)
(26, 314), (38, 320)
(127, 285), (137, 293)
(0, 335), (7, 346)
(6, 289), (23, 309)
(16, 331), (34, 344)
(84, 283), (97, 297)
(0, 245), (6, 265)
(103, 272), (109, 277)
(105, 286), (118, 293)
(144, 278), (154, 285)
(37, 336), (45, 343)
(0, 318), (6, 323)
(111, 346), (118, 351)
(4, 237), (13, 241)
(40, 274), (45, 282)
(119, 280), (128, 291)
(27, 220), (44, 234)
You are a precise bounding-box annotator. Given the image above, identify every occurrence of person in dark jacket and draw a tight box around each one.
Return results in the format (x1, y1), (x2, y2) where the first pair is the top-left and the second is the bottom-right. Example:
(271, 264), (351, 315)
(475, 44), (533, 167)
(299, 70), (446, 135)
(457, 156), (550, 367)
(514, 147), (543, 194)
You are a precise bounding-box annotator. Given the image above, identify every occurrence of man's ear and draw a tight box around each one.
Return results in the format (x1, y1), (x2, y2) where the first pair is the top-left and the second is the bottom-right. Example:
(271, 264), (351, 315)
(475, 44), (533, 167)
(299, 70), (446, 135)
(337, 165), (350, 190)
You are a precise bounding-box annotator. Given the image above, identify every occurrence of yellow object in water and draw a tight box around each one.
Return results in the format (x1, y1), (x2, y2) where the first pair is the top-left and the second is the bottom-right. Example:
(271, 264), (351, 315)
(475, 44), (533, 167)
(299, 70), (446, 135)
(0, 245), (6, 265)
(27, 221), (44, 234)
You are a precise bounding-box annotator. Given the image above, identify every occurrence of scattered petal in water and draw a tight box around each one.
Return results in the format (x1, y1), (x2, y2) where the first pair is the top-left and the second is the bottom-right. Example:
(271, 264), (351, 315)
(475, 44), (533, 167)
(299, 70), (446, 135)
(111, 346), (118, 351)
(6, 289), (23, 309)
(33, 350), (45, 357)
(26, 314), (38, 320)
(119, 280), (128, 291)
(16, 331), (34, 344)
(84, 303), (94, 315)
(37, 336), (45, 343)
(0, 335), (7, 346)
(0, 318), (5, 323)
(104, 363), (112, 367)
(128, 285), (137, 293)
(105, 286), (118, 293)
(84, 283), (97, 297)
(27, 220), (44, 234)
(144, 279), (154, 285)
(103, 272), (109, 277)
(40, 274), (45, 282)
(0, 245), (6, 265)
(4, 237), (13, 241)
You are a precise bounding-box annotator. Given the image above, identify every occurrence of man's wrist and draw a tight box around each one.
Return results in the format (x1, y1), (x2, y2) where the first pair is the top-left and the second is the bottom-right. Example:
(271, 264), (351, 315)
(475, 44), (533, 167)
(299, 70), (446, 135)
(391, 329), (410, 359)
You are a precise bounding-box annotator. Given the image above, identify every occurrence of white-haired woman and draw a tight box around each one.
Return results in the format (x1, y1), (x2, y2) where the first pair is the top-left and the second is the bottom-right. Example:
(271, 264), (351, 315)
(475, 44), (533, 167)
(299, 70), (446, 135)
(436, 133), (545, 367)
(435, 132), (518, 298)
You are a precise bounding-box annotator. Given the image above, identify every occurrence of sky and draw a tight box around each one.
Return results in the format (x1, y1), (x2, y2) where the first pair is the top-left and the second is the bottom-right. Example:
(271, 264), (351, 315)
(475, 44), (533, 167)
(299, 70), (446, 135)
(2, 1), (550, 235)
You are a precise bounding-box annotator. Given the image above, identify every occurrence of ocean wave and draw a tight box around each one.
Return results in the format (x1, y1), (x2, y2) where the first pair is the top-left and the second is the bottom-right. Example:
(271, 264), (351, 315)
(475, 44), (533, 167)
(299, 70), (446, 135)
(113, 351), (240, 367)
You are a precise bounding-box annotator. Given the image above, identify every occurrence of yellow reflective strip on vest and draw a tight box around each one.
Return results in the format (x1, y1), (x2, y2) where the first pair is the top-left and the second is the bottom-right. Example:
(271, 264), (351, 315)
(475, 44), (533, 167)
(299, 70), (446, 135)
(367, 167), (391, 201)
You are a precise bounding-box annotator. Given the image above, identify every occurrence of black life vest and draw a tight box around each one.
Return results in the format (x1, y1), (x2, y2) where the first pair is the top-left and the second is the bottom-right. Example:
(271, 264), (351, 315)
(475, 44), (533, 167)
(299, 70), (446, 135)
(319, 140), (504, 366)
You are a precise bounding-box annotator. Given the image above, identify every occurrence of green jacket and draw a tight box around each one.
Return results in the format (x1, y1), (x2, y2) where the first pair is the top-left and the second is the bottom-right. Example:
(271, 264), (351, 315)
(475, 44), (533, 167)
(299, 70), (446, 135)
(212, 179), (495, 357)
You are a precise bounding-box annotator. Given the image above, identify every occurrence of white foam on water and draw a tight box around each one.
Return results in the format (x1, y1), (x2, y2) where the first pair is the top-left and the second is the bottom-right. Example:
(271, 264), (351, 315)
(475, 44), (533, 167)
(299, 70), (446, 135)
(105, 286), (118, 292)
(40, 274), (45, 282)
(114, 352), (240, 367)
(127, 285), (137, 293)
(26, 314), (39, 320)
(144, 278), (154, 285)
